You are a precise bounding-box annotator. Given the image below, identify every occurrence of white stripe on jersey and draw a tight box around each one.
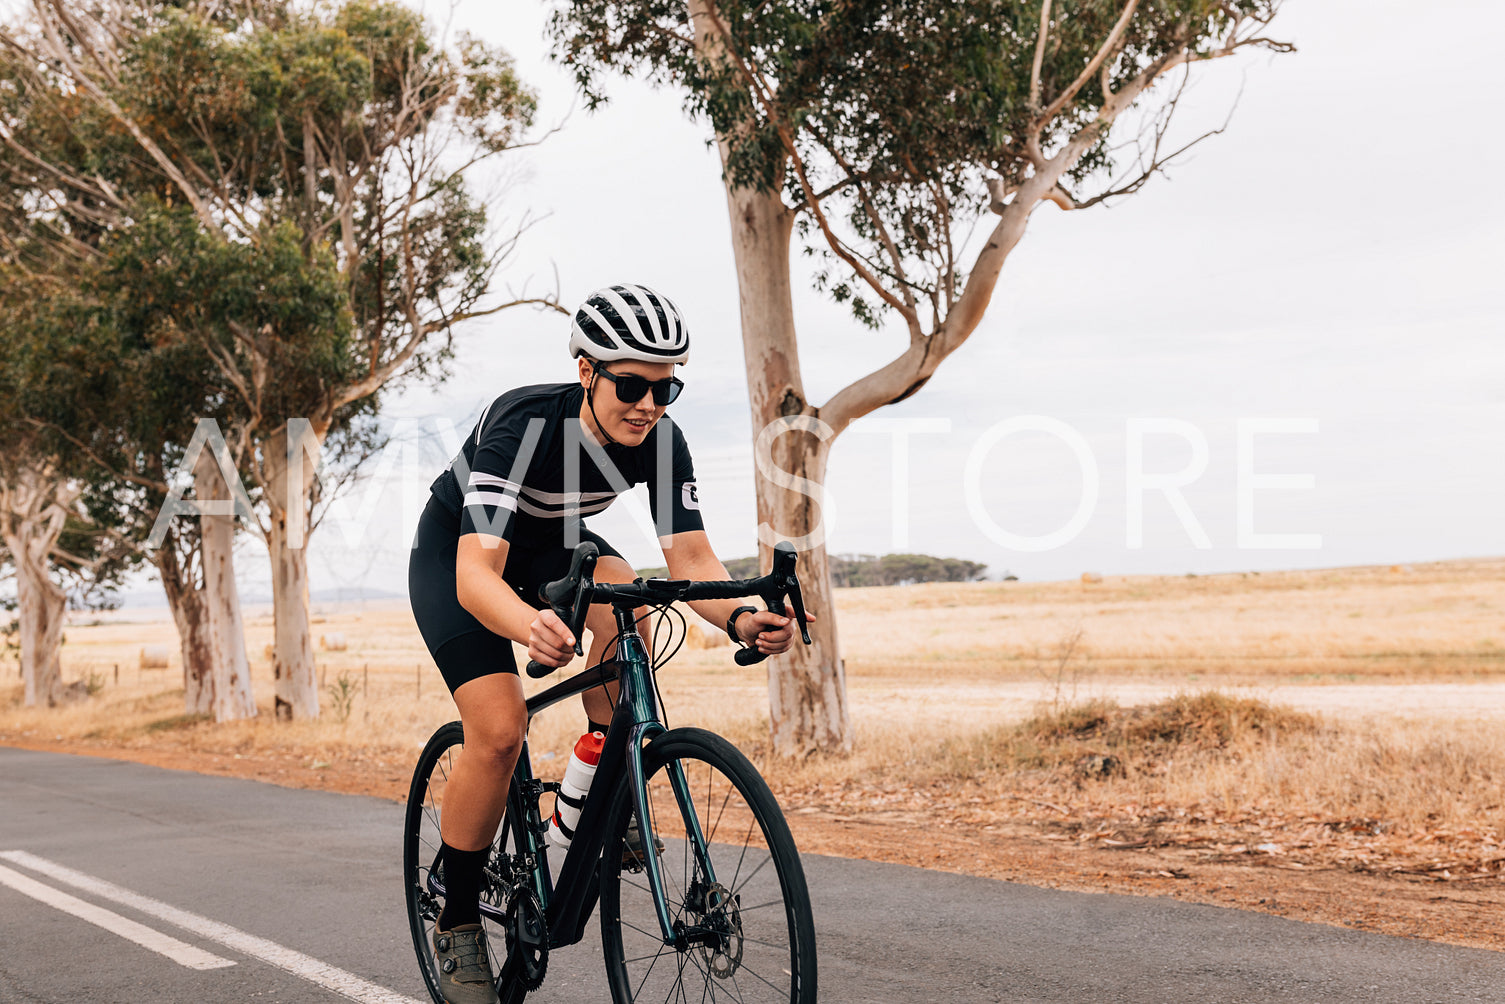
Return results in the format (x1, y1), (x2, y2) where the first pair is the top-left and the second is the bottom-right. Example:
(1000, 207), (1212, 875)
(471, 471), (616, 506)
(462, 491), (519, 511)
(513, 495), (616, 520)
(474, 401), (494, 445)
(520, 487), (617, 505)
(468, 473), (522, 490)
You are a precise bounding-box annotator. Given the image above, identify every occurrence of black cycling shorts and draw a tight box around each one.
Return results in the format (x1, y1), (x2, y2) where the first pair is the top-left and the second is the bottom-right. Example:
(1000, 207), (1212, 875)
(408, 494), (623, 693)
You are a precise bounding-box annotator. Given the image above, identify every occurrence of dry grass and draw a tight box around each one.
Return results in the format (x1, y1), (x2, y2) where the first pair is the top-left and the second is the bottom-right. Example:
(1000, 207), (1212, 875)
(2, 558), (1504, 879)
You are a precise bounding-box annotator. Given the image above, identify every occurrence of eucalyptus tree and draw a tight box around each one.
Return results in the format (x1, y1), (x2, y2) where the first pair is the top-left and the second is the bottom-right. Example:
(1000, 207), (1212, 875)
(552, 0), (1291, 754)
(0, 301), (74, 707)
(94, 206), (356, 720)
(0, 267), (138, 707)
(1, 0), (555, 718)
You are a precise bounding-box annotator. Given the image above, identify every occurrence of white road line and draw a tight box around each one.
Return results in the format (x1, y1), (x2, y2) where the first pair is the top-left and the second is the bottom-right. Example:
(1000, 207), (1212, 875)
(0, 851), (425, 1004)
(0, 862), (236, 971)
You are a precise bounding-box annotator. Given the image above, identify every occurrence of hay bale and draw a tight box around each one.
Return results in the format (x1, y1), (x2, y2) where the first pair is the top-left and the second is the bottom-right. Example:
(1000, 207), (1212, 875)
(320, 632), (348, 651)
(684, 623), (729, 650)
(1080, 571), (1104, 584)
(139, 645), (170, 669)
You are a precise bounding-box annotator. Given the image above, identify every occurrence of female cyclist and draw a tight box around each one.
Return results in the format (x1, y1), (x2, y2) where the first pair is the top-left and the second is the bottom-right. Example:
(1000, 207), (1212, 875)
(407, 284), (810, 1004)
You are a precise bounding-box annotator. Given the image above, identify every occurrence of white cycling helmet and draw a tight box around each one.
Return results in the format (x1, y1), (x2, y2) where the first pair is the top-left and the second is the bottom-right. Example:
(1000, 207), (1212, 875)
(569, 284), (689, 365)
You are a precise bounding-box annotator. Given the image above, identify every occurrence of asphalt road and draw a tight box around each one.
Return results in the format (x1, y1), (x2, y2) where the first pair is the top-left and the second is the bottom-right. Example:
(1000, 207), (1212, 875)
(1, 746), (1502, 1003)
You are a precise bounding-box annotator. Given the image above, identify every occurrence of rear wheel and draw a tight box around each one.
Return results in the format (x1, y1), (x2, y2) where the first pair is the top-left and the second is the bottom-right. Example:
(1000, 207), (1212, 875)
(599, 728), (816, 1003)
(403, 721), (533, 1004)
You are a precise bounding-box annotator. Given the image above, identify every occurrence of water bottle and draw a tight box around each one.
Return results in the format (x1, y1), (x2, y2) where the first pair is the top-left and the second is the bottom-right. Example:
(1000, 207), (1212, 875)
(545, 731), (605, 850)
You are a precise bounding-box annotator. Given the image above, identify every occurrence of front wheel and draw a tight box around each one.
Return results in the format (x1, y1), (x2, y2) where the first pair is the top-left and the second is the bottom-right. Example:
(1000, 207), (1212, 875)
(599, 728), (817, 1003)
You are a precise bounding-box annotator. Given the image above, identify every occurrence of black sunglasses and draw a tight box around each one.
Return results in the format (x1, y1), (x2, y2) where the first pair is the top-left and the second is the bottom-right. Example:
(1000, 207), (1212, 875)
(591, 361), (684, 406)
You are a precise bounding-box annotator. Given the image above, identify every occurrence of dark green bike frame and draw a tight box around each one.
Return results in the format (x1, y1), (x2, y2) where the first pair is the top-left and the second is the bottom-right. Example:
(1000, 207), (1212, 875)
(424, 600), (722, 951)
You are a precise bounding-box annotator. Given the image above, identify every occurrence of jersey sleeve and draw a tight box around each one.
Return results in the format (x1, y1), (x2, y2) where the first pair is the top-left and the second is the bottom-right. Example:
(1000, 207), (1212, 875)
(456, 402), (545, 541)
(648, 419), (705, 537)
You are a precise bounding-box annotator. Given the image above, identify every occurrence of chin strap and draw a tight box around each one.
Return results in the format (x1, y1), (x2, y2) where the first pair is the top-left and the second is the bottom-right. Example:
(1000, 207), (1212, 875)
(586, 371), (621, 447)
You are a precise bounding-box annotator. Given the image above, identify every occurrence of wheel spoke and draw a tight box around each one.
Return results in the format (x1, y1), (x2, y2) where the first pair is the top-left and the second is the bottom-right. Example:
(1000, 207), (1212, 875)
(706, 781), (735, 847)
(736, 934), (792, 952)
(727, 818), (757, 895)
(662, 950), (689, 1004)
(618, 916), (667, 942)
(729, 852), (772, 901)
(632, 936), (669, 1001)
(733, 898), (785, 914)
(736, 960), (787, 997)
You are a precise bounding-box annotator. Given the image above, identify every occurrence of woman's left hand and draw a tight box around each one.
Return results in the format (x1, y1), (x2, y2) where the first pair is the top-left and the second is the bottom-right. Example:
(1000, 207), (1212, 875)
(735, 608), (817, 655)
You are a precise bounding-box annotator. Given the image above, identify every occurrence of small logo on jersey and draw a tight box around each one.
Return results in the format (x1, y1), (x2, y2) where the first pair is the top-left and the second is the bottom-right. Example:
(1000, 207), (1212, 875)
(682, 482), (701, 511)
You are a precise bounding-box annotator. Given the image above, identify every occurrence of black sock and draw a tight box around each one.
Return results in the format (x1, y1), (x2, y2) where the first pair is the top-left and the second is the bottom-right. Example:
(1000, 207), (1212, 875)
(437, 842), (488, 931)
(587, 719), (611, 736)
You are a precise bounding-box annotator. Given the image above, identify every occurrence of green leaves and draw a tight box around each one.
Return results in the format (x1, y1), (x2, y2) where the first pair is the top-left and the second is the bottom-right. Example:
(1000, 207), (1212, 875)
(95, 203), (355, 423)
(550, 0), (1285, 329)
(456, 34), (539, 154)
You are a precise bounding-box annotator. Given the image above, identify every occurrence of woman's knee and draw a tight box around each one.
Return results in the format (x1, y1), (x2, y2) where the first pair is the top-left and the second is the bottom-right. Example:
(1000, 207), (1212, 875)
(455, 685), (527, 768)
(465, 716), (525, 769)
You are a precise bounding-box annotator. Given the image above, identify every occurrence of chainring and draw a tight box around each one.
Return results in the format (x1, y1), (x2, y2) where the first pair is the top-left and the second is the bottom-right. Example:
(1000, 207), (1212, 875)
(503, 886), (548, 992)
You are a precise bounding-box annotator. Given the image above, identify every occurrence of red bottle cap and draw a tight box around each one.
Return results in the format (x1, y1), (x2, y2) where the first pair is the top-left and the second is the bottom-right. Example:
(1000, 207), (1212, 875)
(574, 730), (605, 766)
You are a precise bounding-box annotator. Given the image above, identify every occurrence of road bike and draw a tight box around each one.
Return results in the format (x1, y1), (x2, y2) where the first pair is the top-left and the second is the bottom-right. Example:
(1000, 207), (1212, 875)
(403, 540), (818, 1003)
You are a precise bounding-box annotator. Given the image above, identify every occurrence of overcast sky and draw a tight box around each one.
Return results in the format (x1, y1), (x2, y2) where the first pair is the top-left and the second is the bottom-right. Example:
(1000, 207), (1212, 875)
(227, 0), (1504, 599)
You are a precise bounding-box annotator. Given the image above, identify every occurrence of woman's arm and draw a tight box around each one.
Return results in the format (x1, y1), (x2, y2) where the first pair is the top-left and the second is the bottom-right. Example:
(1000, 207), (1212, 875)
(661, 531), (813, 656)
(456, 533), (577, 667)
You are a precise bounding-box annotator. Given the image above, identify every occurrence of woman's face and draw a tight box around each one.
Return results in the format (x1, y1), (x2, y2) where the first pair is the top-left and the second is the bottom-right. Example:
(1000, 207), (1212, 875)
(578, 357), (677, 446)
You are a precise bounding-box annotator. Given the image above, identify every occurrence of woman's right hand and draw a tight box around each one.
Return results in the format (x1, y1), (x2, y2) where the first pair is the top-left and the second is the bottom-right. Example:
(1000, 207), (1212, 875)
(528, 608), (577, 669)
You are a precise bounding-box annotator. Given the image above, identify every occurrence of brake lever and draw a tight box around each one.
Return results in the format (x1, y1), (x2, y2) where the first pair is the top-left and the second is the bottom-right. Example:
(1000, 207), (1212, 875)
(769, 540), (811, 643)
(525, 542), (598, 678)
(567, 573), (591, 657)
(733, 541), (812, 666)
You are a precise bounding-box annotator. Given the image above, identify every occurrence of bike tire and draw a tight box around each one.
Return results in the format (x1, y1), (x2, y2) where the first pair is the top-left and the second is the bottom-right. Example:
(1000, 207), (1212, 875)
(403, 721), (531, 1004)
(598, 727), (817, 1003)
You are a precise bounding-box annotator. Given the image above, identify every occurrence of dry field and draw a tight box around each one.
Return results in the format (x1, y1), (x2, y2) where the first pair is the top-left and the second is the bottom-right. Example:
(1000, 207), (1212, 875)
(3, 556), (1504, 950)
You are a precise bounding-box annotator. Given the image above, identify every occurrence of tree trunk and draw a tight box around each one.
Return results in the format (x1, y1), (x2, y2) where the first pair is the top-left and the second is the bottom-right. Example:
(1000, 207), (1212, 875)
(720, 179), (852, 755)
(755, 441), (850, 756)
(194, 449), (256, 721)
(13, 543), (65, 708)
(154, 530), (214, 715)
(691, 0), (849, 754)
(262, 426), (319, 720)
(1, 467), (71, 708)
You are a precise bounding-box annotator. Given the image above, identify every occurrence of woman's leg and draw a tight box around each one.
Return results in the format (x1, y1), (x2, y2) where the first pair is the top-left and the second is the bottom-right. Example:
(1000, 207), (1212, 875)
(437, 671), (527, 929)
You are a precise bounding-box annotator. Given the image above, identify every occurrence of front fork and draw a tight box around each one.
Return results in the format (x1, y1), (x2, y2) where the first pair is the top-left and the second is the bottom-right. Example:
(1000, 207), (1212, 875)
(616, 620), (720, 946)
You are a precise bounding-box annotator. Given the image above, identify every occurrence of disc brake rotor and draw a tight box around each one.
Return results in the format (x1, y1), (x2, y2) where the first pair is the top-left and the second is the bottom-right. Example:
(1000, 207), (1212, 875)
(694, 882), (743, 979)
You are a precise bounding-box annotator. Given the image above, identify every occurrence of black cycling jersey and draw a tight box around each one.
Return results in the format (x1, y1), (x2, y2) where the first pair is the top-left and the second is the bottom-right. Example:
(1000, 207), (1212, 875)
(412, 382), (703, 692)
(429, 382), (704, 543)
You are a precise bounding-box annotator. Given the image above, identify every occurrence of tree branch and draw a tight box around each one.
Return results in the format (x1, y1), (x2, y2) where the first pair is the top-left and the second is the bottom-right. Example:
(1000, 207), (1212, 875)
(1029, 0), (1052, 113)
(699, 7), (917, 325)
(22, 419), (165, 493)
(1072, 66), (1240, 210)
(28, 2), (219, 232)
(1036, 0), (1140, 128)
(801, 119), (923, 338)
